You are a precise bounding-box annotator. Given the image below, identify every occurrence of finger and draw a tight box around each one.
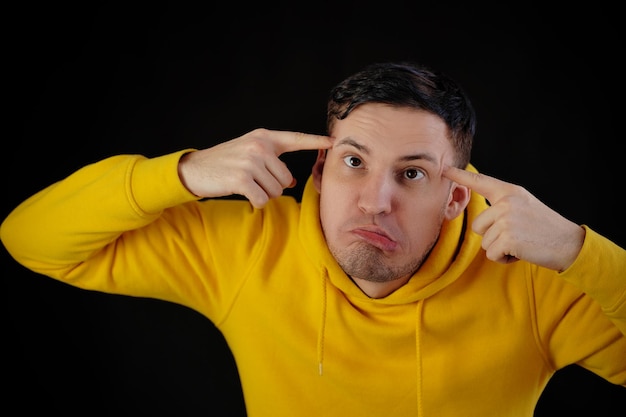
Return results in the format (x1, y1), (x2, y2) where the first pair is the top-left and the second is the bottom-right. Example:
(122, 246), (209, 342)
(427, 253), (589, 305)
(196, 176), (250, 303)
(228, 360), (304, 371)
(268, 130), (333, 155)
(263, 157), (295, 190)
(483, 229), (521, 265)
(239, 168), (288, 208)
(442, 165), (513, 203)
(245, 184), (272, 209)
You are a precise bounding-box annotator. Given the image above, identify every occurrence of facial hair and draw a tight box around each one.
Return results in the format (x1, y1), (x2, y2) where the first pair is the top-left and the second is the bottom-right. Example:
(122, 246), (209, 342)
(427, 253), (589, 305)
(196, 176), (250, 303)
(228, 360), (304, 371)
(330, 231), (440, 283)
(327, 200), (447, 283)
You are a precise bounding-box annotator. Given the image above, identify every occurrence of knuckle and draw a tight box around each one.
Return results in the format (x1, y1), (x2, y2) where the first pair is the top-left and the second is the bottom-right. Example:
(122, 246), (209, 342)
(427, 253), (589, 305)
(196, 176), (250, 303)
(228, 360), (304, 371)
(294, 131), (307, 141)
(470, 172), (484, 182)
(250, 127), (269, 137)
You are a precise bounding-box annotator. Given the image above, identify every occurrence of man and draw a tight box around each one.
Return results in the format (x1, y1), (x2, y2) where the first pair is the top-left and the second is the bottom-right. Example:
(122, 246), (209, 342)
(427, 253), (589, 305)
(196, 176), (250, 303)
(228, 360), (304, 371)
(2, 61), (624, 416)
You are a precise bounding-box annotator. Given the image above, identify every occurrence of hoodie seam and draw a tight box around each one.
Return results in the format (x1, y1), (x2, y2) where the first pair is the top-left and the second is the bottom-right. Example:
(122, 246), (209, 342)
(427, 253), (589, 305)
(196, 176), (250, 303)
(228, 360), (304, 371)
(525, 264), (555, 372)
(212, 206), (268, 328)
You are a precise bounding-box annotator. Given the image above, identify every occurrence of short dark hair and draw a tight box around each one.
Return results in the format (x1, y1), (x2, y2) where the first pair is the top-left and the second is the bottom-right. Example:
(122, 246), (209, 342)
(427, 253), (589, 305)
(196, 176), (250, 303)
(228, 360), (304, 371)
(327, 61), (476, 168)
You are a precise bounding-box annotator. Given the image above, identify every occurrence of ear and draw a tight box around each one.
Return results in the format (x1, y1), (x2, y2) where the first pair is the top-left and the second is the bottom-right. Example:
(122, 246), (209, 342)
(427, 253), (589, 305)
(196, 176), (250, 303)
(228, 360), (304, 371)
(311, 149), (327, 192)
(444, 183), (471, 220)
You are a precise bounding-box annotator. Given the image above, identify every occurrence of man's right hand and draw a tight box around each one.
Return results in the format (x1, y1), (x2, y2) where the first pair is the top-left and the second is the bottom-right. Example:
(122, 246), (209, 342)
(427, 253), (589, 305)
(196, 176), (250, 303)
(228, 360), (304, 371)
(178, 128), (333, 208)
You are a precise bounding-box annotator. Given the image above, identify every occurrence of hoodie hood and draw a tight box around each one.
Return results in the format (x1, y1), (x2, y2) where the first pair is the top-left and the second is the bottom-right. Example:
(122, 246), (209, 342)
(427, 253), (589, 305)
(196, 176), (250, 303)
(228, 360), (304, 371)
(298, 163), (487, 305)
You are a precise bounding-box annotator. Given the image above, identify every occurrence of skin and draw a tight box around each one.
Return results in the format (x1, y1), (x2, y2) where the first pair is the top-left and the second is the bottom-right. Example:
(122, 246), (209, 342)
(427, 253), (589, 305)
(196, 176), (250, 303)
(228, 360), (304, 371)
(442, 165), (585, 272)
(178, 128), (333, 207)
(312, 104), (470, 298)
(177, 104), (585, 299)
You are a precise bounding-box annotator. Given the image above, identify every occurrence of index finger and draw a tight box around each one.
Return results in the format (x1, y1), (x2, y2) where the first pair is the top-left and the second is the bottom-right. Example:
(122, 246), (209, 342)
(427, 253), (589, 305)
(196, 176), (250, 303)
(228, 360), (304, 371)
(270, 130), (333, 155)
(442, 165), (512, 202)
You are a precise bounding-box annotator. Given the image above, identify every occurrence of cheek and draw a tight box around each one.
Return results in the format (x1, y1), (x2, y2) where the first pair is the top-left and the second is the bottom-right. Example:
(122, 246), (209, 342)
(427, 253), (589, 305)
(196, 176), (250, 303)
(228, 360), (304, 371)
(319, 181), (354, 226)
(398, 197), (447, 233)
(320, 172), (355, 202)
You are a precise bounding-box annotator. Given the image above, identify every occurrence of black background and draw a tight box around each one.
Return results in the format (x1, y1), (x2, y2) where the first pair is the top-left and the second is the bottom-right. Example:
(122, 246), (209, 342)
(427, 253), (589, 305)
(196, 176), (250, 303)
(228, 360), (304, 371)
(2, 2), (625, 416)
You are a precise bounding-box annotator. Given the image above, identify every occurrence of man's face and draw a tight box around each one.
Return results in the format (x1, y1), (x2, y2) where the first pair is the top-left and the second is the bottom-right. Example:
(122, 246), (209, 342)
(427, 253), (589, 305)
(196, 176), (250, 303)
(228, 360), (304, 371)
(312, 103), (468, 297)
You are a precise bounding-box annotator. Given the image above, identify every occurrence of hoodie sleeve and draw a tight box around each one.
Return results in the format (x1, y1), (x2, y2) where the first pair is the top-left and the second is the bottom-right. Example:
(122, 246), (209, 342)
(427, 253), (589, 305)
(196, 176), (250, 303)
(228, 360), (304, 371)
(0, 150), (199, 279)
(560, 225), (626, 336)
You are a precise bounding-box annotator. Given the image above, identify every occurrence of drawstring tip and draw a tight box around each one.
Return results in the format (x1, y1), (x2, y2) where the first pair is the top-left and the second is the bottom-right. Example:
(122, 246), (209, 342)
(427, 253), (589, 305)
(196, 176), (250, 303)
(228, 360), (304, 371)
(318, 363), (323, 376)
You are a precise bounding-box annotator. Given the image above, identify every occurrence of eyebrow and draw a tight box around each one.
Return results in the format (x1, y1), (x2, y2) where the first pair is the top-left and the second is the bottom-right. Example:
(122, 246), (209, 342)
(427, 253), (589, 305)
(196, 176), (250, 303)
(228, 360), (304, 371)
(335, 137), (438, 164)
(335, 138), (369, 153)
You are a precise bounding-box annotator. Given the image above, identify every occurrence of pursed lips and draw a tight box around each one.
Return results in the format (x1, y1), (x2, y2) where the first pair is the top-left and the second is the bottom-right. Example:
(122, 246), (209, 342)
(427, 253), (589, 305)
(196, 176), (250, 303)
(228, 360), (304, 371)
(351, 226), (398, 251)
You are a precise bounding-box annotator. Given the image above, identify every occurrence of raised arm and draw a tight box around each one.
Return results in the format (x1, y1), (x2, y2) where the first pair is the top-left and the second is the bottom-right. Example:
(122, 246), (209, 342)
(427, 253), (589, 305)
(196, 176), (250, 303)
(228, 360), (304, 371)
(443, 165), (626, 335)
(0, 129), (332, 275)
(442, 165), (586, 272)
(178, 128), (331, 208)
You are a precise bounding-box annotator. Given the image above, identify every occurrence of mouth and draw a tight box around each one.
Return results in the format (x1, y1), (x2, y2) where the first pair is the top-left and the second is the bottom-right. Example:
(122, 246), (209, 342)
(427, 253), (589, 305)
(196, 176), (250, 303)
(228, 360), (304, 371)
(352, 227), (398, 252)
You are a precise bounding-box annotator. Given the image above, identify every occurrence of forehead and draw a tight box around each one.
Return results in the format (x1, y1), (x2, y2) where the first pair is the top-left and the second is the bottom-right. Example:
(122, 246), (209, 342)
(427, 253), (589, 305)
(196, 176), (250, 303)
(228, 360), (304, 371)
(330, 103), (451, 157)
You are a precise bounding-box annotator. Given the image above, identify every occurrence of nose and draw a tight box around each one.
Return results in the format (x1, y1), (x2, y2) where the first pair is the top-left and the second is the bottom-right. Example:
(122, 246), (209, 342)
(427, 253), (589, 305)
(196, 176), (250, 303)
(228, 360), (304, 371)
(358, 175), (394, 215)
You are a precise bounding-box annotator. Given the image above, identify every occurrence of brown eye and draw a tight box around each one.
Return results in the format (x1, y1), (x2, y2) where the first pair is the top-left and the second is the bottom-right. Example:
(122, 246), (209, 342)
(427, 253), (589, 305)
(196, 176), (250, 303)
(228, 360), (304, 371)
(343, 156), (363, 168)
(404, 169), (424, 180)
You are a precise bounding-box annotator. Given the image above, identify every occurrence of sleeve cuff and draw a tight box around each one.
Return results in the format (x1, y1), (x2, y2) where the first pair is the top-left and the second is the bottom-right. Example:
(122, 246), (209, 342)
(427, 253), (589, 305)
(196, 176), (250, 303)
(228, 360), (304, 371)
(130, 149), (200, 214)
(560, 225), (626, 316)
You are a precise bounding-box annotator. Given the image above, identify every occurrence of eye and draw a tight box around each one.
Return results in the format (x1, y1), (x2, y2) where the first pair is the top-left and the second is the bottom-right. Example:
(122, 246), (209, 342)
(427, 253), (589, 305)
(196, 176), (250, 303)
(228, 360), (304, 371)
(403, 168), (424, 180)
(343, 155), (363, 168)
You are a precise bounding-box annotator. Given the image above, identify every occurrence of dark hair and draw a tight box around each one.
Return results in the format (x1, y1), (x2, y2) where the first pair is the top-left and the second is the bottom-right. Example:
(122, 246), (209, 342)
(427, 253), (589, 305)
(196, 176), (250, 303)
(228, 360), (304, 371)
(327, 61), (476, 168)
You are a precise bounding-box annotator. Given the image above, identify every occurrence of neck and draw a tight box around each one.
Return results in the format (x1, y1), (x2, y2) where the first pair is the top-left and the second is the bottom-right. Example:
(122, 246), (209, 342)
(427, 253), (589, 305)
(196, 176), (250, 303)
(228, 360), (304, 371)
(351, 275), (412, 299)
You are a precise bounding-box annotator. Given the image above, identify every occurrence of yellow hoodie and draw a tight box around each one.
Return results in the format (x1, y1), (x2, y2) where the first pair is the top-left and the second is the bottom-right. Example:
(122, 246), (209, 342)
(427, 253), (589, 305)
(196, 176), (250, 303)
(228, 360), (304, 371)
(1, 151), (625, 416)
